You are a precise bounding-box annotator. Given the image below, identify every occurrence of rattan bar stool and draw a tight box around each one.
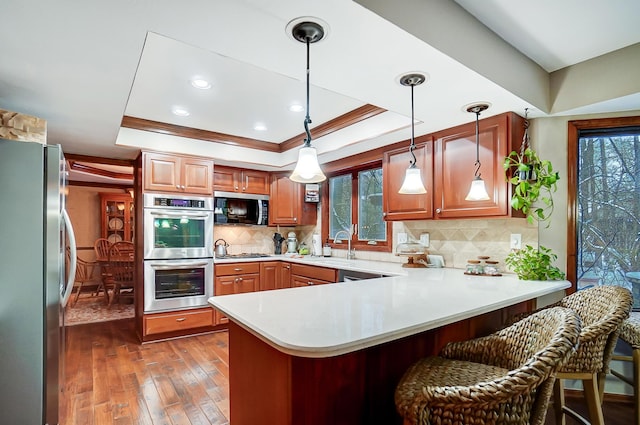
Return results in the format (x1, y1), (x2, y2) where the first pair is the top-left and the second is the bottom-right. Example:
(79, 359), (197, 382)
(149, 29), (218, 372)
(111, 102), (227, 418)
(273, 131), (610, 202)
(610, 312), (640, 425)
(545, 286), (633, 425)
(395, 306), (581, 425)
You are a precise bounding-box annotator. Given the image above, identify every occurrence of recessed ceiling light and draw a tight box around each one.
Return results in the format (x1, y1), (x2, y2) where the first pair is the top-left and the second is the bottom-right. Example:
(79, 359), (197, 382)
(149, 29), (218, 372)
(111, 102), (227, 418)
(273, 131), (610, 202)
(289, 104), (304, 112)
(172, 106), (190, 117)
(254, 123), (267, 131)
(190, 78), (211, 89)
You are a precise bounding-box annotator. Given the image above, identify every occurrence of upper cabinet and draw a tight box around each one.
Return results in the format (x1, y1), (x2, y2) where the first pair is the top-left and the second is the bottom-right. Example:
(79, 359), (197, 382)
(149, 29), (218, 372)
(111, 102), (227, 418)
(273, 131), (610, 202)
(433, 112), (524, 219)
(382, 136), (434, 221)
(143, 151), (213, 195)
(382, 112), (525, 220)
(269, 173), (317, 226)
(213, 165), (269, 195)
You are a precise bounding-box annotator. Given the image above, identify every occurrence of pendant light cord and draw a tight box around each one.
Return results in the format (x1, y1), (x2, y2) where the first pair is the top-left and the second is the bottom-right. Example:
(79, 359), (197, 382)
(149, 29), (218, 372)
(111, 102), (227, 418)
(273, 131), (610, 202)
(473, 109), (482, 178)
(408, 83), (417, 167)
(303, 36), (313, 148)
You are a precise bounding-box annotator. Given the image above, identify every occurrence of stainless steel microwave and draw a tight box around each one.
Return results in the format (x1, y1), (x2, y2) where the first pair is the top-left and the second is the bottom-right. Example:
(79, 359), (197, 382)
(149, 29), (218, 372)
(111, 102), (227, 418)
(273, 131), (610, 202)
(213, 191), (269, 225)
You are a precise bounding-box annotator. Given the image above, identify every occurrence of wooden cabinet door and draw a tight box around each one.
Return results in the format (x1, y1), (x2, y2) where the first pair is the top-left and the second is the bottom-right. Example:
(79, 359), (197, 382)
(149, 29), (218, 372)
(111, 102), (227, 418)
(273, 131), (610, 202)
(269, 173), (317, 225)
(260, 261), (280, 291)
(269, 173), (298, 225)
(433, 114), (509, 218)
(143, 152), (180, 193)
(382, 138), (433, 221)
(242, 169), (270, 195)
(279, 262), (292, 289)
(235, 274), (259, 293)
(213, 165), (240, 192)
(181, 157), (213, 195)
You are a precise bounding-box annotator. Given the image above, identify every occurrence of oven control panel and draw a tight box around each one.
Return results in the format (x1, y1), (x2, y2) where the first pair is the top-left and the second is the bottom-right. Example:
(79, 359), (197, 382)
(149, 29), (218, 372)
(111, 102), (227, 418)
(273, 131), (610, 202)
(143, 193), (213, 211)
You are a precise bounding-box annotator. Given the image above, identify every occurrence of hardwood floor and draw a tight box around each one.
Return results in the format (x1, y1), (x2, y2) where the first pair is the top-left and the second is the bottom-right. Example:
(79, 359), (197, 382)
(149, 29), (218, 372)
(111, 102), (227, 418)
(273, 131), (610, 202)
(61, 319), (230, 424)
(62, 319), (634, 425)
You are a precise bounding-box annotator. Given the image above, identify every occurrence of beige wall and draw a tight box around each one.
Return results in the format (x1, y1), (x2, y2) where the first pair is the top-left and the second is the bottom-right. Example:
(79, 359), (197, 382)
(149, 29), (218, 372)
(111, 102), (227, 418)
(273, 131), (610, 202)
(66, 185), (128, 262)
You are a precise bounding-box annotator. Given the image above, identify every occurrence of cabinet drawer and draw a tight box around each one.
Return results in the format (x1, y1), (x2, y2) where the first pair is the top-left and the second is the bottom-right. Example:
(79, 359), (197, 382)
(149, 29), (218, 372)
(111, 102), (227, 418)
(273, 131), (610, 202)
(292, 275), (334, 287)
(290, 264), (337, 282)
(215, 262), (260, 276)
(144, 308), (214, 335)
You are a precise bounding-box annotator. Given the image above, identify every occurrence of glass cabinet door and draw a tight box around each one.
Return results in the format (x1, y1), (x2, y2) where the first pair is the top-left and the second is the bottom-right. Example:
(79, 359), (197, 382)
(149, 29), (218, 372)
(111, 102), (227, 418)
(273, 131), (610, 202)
(100, 193), (134, 243)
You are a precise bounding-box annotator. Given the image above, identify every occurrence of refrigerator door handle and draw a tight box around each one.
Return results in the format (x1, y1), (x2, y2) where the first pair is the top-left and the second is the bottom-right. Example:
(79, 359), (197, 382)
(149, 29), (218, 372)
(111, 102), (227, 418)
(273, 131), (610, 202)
(61, 209), (77, 308)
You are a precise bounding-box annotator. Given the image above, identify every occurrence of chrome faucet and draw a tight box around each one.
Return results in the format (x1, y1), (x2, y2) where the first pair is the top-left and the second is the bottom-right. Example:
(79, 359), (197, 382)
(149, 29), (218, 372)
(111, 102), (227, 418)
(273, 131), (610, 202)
(333, 230), (355, 260)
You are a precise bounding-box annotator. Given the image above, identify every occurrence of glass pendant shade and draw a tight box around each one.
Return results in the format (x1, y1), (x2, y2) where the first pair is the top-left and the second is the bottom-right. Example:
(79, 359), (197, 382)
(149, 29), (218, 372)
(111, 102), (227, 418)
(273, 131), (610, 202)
(398, 167), (426, 194)
(290, 146), (326, 183)
(465, 176), (490, 201)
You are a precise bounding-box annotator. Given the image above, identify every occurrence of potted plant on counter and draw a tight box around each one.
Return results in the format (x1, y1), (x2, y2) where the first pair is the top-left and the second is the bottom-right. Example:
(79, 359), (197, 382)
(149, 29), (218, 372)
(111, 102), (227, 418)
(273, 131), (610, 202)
(505, 245), (565, 281)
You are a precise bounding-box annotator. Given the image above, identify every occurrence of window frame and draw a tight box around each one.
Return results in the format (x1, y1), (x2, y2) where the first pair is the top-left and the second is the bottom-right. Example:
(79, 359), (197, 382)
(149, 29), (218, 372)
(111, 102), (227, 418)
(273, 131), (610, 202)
(321, 161), (392, 253)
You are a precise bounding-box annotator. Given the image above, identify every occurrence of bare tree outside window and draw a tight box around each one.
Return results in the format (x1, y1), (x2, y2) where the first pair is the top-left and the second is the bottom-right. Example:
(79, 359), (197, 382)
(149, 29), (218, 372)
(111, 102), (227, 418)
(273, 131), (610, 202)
(577, 129), (640, 309)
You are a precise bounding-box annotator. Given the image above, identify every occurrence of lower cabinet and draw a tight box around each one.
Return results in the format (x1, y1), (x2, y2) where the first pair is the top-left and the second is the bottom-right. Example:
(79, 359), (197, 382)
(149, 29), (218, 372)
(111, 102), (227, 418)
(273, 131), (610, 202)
(143, 308), (215, 336)
(290, 263), (337, 287)
(214, 262), (260, 324)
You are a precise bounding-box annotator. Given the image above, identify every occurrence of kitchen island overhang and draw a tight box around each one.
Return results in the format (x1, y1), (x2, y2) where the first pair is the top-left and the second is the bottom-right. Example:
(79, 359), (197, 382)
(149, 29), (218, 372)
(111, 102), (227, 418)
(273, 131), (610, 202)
(208, 268), (570, 425)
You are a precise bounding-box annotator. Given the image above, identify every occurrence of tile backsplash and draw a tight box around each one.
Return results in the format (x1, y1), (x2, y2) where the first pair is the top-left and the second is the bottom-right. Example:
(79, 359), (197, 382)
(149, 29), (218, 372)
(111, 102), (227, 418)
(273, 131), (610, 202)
(213, 217), (537, 272)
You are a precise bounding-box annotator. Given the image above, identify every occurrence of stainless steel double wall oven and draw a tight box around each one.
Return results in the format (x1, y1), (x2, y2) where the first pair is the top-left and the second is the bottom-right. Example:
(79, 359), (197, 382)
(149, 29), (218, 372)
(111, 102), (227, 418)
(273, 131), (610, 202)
(143, 193), (214, 312)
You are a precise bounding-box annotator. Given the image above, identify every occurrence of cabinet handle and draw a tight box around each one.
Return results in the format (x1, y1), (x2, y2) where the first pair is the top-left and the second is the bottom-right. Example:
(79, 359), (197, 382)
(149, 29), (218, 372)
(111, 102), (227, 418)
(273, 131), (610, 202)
(294, 217), (297, 222)
(234, 268), (242, 271)
(175, 185), (180, 189)
(436, 208), (441, 214)
(284, 265), (290, 269)
(383, 212), (387, 216)
(238, 277), (243, 282)
(307, 281), (313, 285)
(234, 186), (239, 190)
(181, 185), (185, 190)
(176, 317), (186, 322)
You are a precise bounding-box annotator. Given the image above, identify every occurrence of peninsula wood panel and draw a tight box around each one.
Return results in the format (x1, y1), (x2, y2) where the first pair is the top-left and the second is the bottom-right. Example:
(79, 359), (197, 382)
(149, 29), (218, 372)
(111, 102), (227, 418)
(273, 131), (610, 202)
(226, 301), (533, 425)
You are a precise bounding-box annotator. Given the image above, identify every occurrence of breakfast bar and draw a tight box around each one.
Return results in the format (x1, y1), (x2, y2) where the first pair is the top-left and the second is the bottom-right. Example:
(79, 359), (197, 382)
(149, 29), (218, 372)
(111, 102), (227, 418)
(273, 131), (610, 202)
(209, 268), (570, 424)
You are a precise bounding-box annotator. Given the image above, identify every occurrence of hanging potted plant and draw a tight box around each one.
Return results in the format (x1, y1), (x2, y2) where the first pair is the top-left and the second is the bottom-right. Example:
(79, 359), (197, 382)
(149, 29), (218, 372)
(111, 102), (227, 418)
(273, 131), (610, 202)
(505, 245), (565, 280)
(503, 110), (560, 225)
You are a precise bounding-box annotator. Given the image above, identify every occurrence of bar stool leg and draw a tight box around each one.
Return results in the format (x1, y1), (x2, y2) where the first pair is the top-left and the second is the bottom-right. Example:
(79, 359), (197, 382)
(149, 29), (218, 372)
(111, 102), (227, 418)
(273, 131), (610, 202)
(634, 348), (640, 425)
(583, 374), (605, 425)
(554, 379), (567, 425)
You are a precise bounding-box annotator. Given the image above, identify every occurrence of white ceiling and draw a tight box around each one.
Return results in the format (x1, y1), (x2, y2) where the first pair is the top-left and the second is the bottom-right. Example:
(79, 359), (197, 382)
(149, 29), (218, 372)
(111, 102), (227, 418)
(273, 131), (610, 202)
(1, 0), (639, 172)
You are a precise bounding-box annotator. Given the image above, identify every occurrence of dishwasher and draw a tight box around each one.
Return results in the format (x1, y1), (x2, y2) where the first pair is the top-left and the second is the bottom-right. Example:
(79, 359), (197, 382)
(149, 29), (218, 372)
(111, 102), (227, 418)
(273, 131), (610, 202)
(338, 269), (387, 282)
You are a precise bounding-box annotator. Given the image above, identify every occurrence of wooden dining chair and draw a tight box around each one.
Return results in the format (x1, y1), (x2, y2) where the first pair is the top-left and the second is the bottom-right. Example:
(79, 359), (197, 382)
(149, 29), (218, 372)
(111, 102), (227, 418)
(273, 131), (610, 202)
(102, 257), (134, 307)
(65, 247), (100, 306)
(93, 238), (111, 262)
(108, 241), (134, 261)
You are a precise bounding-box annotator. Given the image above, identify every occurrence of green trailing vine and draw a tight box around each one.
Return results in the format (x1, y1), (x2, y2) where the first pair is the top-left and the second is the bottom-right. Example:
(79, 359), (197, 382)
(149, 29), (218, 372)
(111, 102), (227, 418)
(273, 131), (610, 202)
(503, 110), (560, 226)
(505, 245), (565, 280)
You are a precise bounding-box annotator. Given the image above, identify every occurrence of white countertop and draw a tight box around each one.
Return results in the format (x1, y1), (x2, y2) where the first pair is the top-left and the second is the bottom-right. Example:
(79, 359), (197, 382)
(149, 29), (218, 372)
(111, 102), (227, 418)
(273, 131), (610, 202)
(208, 267), (570, 358)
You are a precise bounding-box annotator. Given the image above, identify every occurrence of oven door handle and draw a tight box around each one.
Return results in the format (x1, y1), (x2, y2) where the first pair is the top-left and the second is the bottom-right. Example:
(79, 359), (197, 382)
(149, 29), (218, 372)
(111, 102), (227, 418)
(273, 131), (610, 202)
(148, 261), (210, 270)
(149, 210), (211, 218)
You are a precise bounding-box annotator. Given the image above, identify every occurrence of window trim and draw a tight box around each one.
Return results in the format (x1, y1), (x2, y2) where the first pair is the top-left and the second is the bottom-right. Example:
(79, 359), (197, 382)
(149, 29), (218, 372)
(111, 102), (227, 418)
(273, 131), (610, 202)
(321, 161), (392, 253)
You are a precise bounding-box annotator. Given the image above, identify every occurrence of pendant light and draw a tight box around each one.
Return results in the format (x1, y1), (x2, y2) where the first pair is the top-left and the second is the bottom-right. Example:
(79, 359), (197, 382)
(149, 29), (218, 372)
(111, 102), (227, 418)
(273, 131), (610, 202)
(398, 73), (427, 194)
(464, 103), (491, 201)
(289, 21), (326, 183)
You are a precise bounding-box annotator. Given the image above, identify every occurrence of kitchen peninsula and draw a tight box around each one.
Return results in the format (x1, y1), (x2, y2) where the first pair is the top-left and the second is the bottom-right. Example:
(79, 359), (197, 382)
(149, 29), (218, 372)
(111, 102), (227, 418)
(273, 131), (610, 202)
(209, 267), (570, 424)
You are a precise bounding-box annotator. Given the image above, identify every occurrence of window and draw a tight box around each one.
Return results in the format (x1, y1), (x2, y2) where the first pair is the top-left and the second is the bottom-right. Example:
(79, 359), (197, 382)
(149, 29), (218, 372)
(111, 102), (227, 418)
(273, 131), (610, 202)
(324, 165), (390, 251)
(571, 120), (640, 310)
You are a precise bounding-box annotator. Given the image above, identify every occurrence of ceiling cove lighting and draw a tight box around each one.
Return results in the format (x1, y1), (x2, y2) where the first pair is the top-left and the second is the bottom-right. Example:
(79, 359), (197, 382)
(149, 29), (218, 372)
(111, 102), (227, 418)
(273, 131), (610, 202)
(289, 20), (326, 183)
(464, 103), (491, 201)
(398, 73), (427, 194)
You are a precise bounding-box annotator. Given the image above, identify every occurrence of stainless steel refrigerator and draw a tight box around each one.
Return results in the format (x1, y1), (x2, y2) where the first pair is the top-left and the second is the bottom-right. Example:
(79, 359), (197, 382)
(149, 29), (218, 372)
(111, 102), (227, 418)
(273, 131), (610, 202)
(0, 139), (76, 425)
